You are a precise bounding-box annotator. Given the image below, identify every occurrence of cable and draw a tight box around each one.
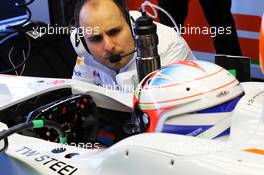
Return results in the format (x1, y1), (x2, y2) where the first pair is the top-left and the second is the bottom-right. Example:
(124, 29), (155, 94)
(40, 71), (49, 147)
(0, 0), (34, 74)
(8, 47), (18, 75)
(141, 1), (180, 35)
(8, 46), (27, 75)
(15, 0), (35, 7)
(20, 49), (26, 75)
(0, 35), (31, 74)
(7, 0), (34, 29)
(0, 32), (19, 45)
(0, 120), (67, 148)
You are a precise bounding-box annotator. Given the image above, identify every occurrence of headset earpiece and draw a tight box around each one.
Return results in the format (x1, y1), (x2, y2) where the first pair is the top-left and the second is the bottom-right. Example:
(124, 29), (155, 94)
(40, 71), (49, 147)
(70, 28), (89, 57)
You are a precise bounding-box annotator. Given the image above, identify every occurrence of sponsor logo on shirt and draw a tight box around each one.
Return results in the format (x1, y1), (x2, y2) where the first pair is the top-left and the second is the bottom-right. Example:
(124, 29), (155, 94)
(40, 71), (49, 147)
(76, 58), (83, 65)
(73, 69), (82, 77)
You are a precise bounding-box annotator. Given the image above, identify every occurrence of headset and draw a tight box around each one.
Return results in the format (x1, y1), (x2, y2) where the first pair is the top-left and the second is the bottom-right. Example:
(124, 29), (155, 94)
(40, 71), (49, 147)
(70, 0), (136, 63)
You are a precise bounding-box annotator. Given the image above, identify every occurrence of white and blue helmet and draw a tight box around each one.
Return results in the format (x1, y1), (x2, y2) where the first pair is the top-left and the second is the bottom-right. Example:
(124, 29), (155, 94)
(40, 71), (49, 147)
(133, 60), (244, 139)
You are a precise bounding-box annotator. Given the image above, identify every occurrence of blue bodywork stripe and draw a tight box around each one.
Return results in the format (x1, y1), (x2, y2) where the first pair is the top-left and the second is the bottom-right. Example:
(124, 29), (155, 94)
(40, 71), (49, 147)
(162, 125), (213, 136)
(162, 125), (231, 138)
(213, 128), (230, 139)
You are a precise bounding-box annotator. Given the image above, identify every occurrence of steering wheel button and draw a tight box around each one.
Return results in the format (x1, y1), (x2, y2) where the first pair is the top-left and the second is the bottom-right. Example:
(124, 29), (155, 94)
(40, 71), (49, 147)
(62, 107), (67, 114)
(48, 114), (53, 119)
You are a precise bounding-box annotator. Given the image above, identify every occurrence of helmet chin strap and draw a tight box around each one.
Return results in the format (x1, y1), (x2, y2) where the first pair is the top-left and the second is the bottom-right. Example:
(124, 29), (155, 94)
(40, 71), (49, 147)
(109, 49), (136, 63)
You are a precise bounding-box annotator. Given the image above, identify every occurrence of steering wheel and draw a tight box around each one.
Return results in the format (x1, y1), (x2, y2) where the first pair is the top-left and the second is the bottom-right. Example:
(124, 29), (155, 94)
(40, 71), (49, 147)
(26, 94), (99, 144)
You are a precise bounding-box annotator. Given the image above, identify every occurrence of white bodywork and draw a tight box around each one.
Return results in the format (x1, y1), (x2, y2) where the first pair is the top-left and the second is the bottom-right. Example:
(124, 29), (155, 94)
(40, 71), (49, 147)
(0, 74), (264, 175)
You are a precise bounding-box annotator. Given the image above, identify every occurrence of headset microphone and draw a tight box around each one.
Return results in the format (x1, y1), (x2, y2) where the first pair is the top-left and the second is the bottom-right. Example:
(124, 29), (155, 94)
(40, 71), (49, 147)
(109, 49), (136, 63)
